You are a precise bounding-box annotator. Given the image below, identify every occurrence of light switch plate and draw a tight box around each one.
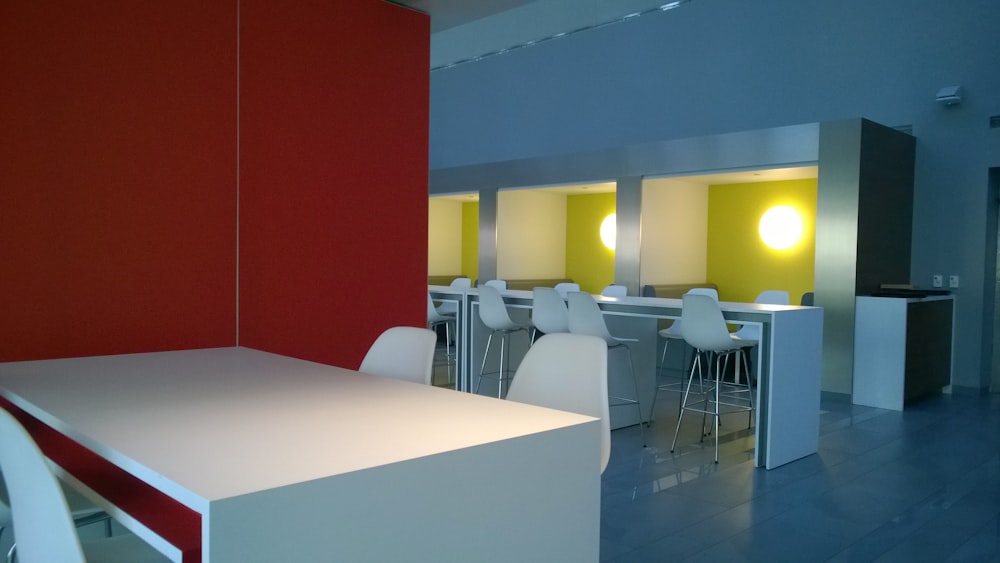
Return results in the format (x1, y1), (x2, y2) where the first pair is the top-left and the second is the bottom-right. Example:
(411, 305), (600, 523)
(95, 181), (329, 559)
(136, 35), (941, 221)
(949, 275), (960, 288)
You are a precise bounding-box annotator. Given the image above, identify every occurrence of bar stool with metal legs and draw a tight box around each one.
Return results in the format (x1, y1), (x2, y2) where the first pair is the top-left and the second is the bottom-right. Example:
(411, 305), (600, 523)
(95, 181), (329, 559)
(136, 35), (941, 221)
(475, 285), (529, 398)
(670, 293), (754, 463)
(727, 290), (788, 426)
(567, 292), (646, 447)
(653, 287), (719, 418)
(529, 286), (570, 343)
(427, 293), (457, 385)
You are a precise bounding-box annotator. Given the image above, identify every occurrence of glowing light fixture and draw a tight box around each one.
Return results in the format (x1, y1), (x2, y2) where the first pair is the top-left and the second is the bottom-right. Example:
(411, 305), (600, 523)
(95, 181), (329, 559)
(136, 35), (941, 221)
(758, 206), (802, 250)
(600, 213), (616, 250)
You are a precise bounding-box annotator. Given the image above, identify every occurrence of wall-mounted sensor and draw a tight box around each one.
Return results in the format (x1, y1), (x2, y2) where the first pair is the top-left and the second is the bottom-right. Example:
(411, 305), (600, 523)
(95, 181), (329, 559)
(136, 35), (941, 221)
(936, 85), (962, 106)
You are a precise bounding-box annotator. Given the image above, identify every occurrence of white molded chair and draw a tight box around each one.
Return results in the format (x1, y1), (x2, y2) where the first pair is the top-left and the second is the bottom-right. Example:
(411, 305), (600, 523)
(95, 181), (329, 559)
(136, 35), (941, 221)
(567, 292), (646, 446)
(427, 293), (457, 384)
(506, 333), (612, 473)
(475, 285), (530, 398)
(0, 408), (168, 563)
(529, 287), (570, 342)
(437, 277), (471, 316)
(670, 294), (754, 463)
(732, 290), (789, 343)
(653, 287), (720, 415)
(553, 282), (580, 298)
(483, 279), (507, 291)
(359, 326), (437, 385)
(728, 290), (789, 405)
(600, 284), (628, 298)
(1, 477), (112, 562)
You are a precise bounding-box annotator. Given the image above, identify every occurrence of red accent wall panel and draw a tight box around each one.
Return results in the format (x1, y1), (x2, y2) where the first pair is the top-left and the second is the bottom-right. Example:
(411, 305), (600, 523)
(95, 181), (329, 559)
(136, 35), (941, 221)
(239, 1), (430, 368)
(0, 2), (238, 361)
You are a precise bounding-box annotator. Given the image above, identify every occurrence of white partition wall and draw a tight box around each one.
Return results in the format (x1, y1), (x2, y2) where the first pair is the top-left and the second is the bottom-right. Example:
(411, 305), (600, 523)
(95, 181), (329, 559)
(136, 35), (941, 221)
(497, 189), (567, 279)
(640, 178), (709, 285)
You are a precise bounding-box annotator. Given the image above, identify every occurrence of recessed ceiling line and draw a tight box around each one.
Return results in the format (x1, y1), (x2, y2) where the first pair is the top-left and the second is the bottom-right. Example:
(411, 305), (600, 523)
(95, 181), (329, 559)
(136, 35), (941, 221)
(431, 1), (694, 72)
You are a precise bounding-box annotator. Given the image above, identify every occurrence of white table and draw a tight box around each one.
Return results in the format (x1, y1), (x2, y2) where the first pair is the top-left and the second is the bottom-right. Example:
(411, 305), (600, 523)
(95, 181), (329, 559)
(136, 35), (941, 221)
(0, 347), (600, 562)
(432, 288), (824, 469)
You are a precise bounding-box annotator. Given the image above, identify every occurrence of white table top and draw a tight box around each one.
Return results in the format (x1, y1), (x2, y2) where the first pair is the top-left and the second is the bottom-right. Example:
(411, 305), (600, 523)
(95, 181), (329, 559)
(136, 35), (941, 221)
(0, 347), (594, 514)
(438, 286), (809, 315)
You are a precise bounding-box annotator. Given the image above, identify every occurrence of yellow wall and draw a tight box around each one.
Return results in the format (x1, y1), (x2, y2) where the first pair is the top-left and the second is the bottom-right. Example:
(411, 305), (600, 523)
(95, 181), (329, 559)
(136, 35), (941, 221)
(461, 201), (479, 281)
(427, 198), (463, 274)
(566, 193), (616, 294)
(707, 179), (817, 304)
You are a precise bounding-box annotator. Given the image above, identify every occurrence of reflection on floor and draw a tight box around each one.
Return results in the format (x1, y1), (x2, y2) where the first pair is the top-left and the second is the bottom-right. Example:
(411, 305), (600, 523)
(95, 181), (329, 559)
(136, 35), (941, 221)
(601, 390), (1000, 562)
(433, 339), (998, 561)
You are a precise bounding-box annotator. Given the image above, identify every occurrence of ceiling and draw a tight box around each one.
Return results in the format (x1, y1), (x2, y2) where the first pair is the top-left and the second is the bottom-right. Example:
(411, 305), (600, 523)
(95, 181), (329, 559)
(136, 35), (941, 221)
(391, 0), (538, 33)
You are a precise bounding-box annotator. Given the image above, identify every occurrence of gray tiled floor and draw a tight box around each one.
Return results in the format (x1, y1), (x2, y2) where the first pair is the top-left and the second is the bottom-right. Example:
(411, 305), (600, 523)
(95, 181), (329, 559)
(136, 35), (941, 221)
(600, 389), (1000, 562)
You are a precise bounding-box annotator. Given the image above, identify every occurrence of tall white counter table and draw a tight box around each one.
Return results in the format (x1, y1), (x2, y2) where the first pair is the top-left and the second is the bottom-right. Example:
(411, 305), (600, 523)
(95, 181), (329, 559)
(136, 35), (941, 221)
(853, 294), (954, 410)
(458, 289), (824, 470)
(0, 347), (601, 562)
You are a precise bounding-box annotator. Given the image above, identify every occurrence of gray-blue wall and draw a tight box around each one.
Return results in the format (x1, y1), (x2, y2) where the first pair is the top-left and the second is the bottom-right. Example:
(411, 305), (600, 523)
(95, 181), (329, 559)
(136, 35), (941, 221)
(429, 0), (1000, 392)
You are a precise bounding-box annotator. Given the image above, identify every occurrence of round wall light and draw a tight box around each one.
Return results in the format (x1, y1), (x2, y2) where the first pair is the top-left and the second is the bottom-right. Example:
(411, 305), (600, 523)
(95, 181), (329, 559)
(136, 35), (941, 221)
(758, 205), (802, 250)
(600, 213), (616, 250)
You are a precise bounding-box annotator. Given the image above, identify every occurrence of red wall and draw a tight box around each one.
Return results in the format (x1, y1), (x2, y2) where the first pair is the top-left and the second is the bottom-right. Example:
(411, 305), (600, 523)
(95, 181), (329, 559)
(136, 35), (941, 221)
(0, 1), (238, 361)
(1, 1), (429, 366)
(238, 1), (430, 368)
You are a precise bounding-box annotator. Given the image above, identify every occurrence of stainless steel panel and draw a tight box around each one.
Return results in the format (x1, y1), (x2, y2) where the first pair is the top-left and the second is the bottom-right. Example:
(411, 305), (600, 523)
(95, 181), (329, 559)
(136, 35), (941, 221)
(429, 123), (820, 194)
(615, 177), (642, 295)
(816, 119), (862, 395)
(477, 187), (498, 283)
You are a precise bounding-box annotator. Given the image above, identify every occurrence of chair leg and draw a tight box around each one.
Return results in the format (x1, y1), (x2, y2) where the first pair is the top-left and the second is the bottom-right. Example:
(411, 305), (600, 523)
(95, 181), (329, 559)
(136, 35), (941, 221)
(622, 346), (646, 447)
(651, 337), (670, 419)
(475, 331), (496, 395)
(713, 353), (723, 463)
(671, 351), (703, 453)
(740, 348), (754, 428)
(498, 331), (508, 398)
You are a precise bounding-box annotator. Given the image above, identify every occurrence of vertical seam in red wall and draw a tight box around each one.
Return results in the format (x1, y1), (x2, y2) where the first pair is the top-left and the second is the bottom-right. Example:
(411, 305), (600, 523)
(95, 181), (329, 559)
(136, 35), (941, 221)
(235, 0), (241, 347)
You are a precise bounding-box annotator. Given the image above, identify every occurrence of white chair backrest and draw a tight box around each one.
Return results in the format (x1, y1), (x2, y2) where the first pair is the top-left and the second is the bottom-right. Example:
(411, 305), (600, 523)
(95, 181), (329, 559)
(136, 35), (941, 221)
(688, 287), (719, 301)
(755, 290), (790, 305)
(359, 326), (437, 385)
(531, 287), (569, 335)
(567, 292), (616, 345)
(506, 333), (611, 473)
(478, 285), (517, 330)
(428, 293), (455, 324)
(449, 277), (472, 290)
(553, 282), (580, 298)
(427, 293), (442, 323)
(681, 293), (738, 352)
(0, 408), (86, 563)
(483, 279), (507, 291)
(600, 284), (627, 298)
(733, 289), (790, 341)
(664, 287), (719, 336)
